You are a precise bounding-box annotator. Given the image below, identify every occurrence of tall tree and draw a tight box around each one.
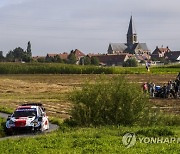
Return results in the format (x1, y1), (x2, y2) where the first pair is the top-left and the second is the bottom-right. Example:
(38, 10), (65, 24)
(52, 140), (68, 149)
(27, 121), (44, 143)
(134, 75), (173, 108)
(27, 41), (32, 57)
(68, 50), (77, 64)
(0, 51), (4, 62)
(13, 47), (24, 61)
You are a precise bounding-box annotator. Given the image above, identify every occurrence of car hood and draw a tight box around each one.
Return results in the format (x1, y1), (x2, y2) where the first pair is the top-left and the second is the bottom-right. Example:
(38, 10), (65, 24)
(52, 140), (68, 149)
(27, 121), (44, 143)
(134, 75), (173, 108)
(10, 116), (36, 122)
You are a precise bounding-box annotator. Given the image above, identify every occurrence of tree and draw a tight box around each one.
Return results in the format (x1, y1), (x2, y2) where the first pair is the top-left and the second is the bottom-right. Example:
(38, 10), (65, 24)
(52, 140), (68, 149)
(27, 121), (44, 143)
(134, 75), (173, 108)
(22, 53), (31, 62)
(80, 56), (91, 65)
(84, 56), (91, 65)
(91, 57), (99, 65)
(79, 57), (84, 65)
(5, 45), (32, 62)
(6, 51), (15, 62)
(45, 55), (54, 63)
(123, 58), (138, 67)
(69, 76), (150, 126)
(13, 47), (24, 61)
(0, 51), (4, 62)
(27, 41), (32, 57)
(54, 55), (62, 63)
(37, 57), (45, 63)
(68, 50), (77, 64)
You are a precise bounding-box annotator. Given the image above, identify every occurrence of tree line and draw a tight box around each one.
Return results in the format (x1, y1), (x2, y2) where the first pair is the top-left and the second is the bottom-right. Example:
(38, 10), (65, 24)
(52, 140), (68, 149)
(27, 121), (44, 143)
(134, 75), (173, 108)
(0, 41), (32, 62)
(37, 50), (100, 65)
(0, 43), (99, 65)
(0, 42), (137, 67)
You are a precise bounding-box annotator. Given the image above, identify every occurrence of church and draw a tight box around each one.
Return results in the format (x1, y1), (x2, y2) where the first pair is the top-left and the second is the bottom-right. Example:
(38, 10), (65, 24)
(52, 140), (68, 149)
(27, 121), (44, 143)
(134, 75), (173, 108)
(108, 16), (150, 56)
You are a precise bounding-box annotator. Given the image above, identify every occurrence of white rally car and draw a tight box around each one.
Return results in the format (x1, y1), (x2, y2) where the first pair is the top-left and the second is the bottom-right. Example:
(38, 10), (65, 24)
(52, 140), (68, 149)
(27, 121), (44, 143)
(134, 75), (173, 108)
(6, 103), (49, 134)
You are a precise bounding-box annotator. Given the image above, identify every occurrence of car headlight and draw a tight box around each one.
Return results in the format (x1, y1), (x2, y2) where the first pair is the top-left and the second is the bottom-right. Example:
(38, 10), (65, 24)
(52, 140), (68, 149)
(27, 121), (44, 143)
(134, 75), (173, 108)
(9, 120), (14, 125)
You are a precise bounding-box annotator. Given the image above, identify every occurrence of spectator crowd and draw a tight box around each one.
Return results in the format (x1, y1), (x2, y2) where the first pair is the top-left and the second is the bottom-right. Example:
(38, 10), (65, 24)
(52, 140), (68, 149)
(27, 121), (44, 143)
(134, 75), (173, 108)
(143, 73), (180, 99)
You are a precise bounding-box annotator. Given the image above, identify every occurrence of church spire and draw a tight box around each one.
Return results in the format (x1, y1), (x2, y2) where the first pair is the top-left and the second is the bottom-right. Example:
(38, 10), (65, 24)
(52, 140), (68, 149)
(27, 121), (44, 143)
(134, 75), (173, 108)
(127, 16), (137, 47)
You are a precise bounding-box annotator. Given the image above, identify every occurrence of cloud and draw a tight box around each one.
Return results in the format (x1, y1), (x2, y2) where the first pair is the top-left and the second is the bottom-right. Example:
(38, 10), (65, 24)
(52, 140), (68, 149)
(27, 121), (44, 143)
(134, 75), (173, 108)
(0, 0), (29, 8)
(0, 0), (180, 56)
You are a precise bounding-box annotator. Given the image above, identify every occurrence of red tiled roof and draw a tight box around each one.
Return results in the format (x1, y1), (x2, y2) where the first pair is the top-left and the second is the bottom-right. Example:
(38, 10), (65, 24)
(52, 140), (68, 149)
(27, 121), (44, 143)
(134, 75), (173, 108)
(59, 53), (68, 59)
(47, 53), (68, 59)
(74, 49), (85, 58)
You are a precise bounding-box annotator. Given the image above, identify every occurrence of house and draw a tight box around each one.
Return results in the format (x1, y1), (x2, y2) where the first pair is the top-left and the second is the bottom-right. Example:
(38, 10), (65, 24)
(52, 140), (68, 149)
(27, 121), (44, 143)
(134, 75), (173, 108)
(165, 51), (180, 62)
(71, 49), (85, 64)
(92, 53), (132, 66)
(108, 16), (150, 56)
(73, 49), (85, 59)
(46, 52), (68, 60)
(135, 53), (150, 62)
(151, 46), (171, 60)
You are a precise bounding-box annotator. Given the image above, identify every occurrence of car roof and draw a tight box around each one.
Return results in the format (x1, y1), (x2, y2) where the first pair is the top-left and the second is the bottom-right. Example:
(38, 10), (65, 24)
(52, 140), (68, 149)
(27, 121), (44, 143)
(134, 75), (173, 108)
(17, 105), (38, 110)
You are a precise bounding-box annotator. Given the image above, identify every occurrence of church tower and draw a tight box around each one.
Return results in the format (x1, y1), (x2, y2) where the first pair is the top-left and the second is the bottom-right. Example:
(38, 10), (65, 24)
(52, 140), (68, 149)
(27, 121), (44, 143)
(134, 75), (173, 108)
(127, 16), (138, 48)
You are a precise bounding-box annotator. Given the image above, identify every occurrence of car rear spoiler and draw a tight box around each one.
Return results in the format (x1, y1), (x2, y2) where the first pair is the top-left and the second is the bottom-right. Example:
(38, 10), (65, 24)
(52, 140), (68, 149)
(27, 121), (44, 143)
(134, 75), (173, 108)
(21, 103), (46, 111)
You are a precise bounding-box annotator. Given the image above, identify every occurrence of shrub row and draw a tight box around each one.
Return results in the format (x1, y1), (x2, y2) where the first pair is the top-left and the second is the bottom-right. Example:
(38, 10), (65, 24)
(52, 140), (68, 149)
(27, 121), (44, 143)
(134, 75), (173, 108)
(0, 63), (113, 74)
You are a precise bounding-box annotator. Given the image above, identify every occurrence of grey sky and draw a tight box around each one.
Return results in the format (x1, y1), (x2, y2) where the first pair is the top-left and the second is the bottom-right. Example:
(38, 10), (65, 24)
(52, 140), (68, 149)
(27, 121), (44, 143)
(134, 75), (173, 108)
(0, 0), (180, 56)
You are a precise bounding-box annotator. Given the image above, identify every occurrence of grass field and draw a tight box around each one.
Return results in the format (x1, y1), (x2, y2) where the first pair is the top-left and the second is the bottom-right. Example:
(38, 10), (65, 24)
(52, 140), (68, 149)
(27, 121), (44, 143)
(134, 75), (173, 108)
(0, 63), (179, 74)
(0, 118), (5, 137)
(0, 73), (179, 153)
(0, 125), (179, 153)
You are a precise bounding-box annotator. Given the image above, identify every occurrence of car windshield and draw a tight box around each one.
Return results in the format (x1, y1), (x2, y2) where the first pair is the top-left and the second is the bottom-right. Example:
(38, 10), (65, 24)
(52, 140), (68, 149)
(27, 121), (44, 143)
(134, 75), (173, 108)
(13, 109), (37, 117)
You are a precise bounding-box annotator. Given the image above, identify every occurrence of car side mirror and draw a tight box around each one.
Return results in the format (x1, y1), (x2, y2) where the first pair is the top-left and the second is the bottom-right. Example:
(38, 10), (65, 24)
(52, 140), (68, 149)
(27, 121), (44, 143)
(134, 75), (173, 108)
(42, 108), (46, 112)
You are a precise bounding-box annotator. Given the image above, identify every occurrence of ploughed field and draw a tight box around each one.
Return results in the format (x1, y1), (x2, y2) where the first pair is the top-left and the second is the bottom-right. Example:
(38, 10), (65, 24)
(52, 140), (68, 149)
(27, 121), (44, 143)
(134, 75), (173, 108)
(0, 74), (179, 118)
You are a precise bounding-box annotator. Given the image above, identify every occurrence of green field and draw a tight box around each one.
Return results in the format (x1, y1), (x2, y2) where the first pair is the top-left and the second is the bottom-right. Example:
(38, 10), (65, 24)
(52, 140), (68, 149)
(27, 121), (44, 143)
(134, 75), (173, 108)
(0, 125), (179, 153)
(0, 63), (179, 74)
(0, 118), (6, 137)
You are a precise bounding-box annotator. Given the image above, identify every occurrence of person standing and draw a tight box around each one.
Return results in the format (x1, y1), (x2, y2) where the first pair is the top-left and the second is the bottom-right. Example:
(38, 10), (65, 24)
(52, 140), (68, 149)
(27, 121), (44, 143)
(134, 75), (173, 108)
(145, 61), (150, 72)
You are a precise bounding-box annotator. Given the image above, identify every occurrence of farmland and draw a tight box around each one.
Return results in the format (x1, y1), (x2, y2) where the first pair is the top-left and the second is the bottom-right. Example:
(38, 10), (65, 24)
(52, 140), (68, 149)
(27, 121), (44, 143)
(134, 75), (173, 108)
(0, 73), (179, 153)
(0, 74), (179, 118)
(0, 74), (180, 117)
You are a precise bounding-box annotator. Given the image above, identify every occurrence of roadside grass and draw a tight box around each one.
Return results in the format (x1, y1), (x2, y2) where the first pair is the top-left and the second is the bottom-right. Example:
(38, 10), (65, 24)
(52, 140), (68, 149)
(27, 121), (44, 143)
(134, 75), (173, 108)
(0, 106), (13, 114)
(0, 125), (179, 153)
(0, 118), (6, 137)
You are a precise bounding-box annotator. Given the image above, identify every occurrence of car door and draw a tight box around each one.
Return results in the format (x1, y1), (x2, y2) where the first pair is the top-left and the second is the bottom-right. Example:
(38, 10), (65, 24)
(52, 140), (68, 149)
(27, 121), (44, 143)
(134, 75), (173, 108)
(38, 107), (48, 131)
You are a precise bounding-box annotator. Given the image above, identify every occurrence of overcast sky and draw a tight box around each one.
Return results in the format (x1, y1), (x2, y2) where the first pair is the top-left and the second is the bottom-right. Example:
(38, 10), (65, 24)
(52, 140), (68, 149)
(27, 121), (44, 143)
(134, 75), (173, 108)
(0, 0), (180, 56)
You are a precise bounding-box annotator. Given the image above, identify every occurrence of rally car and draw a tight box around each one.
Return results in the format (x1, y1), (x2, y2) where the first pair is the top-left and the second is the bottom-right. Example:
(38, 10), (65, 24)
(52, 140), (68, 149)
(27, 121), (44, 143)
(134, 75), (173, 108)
(6, 103), (49, 134)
